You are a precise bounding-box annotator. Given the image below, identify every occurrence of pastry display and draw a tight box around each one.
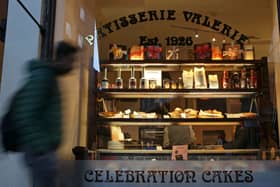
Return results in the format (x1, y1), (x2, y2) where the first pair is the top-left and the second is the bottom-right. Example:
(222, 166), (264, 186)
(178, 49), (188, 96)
(98, 110), (258, 119)
(99, 110), (157, 119)
(131, 111), (157, 119)
(98, 111), (120, 118)
(198, 109), (224, 118)
(225, 112), (257, 118)
(169, 108), (198, 118)
(107, 140), (124, 150)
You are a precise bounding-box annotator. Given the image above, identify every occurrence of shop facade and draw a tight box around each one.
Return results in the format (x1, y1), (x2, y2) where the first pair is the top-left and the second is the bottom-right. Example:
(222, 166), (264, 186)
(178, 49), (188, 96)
(1, 0), (280, 186)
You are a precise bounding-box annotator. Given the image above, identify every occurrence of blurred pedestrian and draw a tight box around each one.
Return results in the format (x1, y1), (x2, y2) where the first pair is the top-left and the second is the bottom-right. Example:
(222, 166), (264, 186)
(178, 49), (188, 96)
(11, 41), (79, 187)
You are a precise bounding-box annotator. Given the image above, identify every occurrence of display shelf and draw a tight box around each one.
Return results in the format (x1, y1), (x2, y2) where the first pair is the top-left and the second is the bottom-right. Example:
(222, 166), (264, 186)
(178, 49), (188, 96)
(97, 148), (260, 154)
(96, 117), (257, 126)
(96, 88), (260, 98)
(100, 59), (266, 71)
(90, 58), (268, 155)
(96, 149), (261, 160)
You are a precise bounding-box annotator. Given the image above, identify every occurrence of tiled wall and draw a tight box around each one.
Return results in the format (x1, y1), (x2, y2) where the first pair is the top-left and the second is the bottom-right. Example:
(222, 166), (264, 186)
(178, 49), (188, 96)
(54, 0), (95, 159)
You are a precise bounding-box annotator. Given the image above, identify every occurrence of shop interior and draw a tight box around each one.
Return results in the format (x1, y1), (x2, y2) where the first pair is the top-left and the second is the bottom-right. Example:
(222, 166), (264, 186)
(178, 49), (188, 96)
(55, 0), (280, 160)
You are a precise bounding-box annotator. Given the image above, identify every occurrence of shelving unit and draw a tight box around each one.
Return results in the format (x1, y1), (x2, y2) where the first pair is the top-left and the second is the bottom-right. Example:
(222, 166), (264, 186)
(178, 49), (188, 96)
(87, 58), (269, 159)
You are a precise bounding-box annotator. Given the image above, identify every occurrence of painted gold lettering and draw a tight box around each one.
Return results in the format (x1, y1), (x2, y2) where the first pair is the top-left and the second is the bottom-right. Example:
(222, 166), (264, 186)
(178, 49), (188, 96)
(84, 35), (93, 46)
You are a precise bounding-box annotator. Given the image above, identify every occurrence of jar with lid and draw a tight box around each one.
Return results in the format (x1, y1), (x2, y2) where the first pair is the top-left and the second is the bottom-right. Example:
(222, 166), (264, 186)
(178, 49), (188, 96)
(240, 67), (246, 88)
(115, 68), (123, 89)
(101, 67), (109, 89)
(177, 77), (184, 89)
(222, 70), (229, 89)
(139, 67), (148, 89)
(232, 71), (240, 88)
(128, 66), (137, 89)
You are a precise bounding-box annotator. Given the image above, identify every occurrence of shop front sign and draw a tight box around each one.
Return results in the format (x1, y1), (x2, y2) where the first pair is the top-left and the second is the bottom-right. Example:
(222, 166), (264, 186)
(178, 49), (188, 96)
(62, 160), (280, 187)
(85, 10), (248, 45)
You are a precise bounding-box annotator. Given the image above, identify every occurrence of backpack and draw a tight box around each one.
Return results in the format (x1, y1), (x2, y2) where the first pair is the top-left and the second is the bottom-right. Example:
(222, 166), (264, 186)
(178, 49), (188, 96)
(1, 88), (23, 152)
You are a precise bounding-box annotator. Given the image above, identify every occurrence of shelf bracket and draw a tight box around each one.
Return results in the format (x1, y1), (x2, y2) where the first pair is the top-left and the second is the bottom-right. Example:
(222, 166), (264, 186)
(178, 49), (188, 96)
(249, 95), (259, 114)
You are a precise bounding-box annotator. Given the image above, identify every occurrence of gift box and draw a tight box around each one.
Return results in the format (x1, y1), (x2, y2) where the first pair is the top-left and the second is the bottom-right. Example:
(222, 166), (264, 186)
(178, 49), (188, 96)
(166, 46), (180, 60)
(194, 43), (212, 60)
(166, 46), (194, 60)
(145, 45), (163, 60)
(222, 43), (243, 60)
(129, 45), (144, 60)
(243, 44), (255, 60)
(109, 44), (128, 60)
(211, 44), (222, 60)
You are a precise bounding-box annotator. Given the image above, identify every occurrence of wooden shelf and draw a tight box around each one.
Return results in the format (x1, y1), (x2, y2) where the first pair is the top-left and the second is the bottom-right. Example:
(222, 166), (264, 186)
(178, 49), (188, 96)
(97, 88), (260, 98)
(96, 117), (257, 126)
(99, 59), (266, 72)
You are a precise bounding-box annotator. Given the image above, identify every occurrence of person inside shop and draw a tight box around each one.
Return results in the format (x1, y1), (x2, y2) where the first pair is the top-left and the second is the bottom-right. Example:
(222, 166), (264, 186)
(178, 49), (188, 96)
(140, 72), (197, 149)
(163, 125), (196, 149)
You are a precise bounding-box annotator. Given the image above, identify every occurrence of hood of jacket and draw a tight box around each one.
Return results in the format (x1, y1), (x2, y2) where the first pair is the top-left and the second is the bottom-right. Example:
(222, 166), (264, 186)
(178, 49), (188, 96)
(27, 59), (72, 75)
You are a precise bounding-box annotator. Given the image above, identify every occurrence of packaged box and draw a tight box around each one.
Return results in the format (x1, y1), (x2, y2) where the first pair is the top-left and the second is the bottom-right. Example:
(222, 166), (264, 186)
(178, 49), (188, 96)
(109, 43), (128, 60)
(145, 45), (163, 60)
(166, 46), (194, 60)
(211, 44), (222, 60)
(222, 43), (243, 60)
(208, 74), (219, 89)
(194, 67), (207, 88)
(166, 46), (180, 60)
(129, 45), (144, 60)
(182, 69), (194, 89)
(243, 44), (255, 60)
(194, 43), (212, 60)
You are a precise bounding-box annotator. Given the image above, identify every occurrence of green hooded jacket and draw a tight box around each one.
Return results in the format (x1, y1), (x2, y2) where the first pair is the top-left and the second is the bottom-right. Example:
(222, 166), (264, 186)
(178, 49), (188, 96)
(12, 59), (63, 155)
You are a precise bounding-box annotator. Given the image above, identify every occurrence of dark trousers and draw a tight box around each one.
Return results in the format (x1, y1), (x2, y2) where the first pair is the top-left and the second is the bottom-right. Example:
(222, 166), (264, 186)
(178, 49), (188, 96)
(24, 151), (58, 187)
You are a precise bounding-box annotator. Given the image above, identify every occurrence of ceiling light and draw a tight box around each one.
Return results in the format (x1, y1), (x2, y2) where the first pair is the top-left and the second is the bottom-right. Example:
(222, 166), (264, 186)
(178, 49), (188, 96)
(195, 32), (199, 38)
(212, 37), (216, 42)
